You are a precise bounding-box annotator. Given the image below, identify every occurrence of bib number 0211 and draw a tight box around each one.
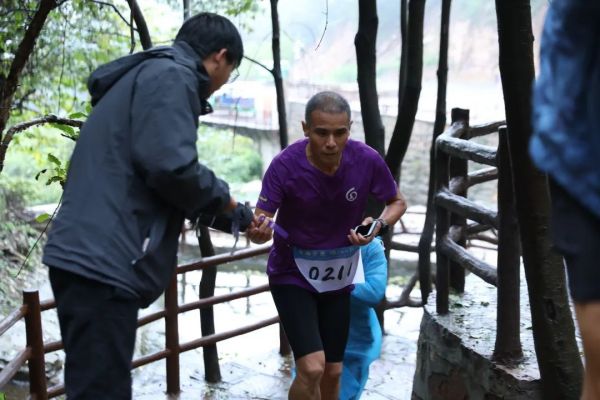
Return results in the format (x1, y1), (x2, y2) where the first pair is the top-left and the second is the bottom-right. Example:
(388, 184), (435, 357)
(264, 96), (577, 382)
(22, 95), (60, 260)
(308, 262), (354, 281)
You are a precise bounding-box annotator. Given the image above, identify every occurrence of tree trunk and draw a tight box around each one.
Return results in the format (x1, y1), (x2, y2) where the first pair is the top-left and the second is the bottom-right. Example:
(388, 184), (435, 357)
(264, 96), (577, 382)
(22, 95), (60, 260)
(182, 0), (191, 21)
(417, 0), (451, 302)
(494, 2), (583, 398)
(197, 226), (222, 382)
(355, 0), (385, 156)
(126, 0), (153, 50)
(385, 0), (426, 182)
(270, 0), (288, 150)
(0, 0), (58, 174)
(398, 0), (408, 111)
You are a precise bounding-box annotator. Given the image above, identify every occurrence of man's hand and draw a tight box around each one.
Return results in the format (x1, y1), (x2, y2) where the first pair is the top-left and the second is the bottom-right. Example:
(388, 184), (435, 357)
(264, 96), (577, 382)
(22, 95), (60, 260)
(246, 210), (275, 244)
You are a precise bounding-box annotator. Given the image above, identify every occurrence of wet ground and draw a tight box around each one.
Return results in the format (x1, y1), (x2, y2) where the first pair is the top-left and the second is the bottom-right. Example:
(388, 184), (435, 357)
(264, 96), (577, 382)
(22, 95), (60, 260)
(2, 254), (423, 400)
(131, 282), (423, 400)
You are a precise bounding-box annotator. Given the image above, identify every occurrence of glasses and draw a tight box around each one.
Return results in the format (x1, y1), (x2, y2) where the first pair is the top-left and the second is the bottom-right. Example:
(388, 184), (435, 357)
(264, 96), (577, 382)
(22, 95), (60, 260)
(227, 68), (240, 84)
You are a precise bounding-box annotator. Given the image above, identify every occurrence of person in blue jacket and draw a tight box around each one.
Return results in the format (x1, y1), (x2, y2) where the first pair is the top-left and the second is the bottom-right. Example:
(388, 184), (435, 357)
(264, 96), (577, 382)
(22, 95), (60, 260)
(340, 237), (388, 400)
(530, 2), (600, 398)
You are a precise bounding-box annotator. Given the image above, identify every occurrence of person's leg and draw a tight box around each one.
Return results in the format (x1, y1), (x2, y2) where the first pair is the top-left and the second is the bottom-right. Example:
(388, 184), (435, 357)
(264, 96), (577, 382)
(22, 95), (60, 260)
(549, 180), (600, 399)
(270, 284), (324, 399)
(575, 302), (600, 400)
(49, 267), (140, 400)
(291, 351), (325, 400)
(318, 291), (350, 400)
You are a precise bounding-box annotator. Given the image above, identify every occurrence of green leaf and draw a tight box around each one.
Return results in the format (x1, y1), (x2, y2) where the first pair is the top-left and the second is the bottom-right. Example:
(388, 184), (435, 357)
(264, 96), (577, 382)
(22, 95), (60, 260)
(49, 123), (76, 137)
(35, 213), (52, 223)
(68, 112), (86, 119)
(47, 153), (61, 166)
(46, 176), (63, 186)
(35, 169), (48, 180)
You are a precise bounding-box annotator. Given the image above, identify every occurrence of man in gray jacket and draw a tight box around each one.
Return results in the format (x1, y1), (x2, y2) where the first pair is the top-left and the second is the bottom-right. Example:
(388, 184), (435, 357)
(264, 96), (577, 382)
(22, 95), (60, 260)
(43, 13), (247, 399)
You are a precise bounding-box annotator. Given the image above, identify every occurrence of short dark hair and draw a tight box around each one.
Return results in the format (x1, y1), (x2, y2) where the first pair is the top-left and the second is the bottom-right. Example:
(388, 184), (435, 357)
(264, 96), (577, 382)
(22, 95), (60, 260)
(175, 12), (244, 67)
(305, 91), (351, 126)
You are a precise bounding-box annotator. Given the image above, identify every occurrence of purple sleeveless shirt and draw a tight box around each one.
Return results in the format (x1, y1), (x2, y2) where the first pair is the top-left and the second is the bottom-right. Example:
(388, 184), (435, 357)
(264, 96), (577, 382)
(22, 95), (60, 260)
(256, 138), (398, 291)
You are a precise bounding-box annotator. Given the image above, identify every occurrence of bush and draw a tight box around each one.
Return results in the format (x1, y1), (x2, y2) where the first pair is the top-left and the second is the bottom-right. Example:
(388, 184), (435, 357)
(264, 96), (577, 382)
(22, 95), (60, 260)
(0, 182), (46, 312)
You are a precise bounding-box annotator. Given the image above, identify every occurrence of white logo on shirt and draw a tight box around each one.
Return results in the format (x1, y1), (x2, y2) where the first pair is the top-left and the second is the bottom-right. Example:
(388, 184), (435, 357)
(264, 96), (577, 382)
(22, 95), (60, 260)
(346, 187), (357, 202)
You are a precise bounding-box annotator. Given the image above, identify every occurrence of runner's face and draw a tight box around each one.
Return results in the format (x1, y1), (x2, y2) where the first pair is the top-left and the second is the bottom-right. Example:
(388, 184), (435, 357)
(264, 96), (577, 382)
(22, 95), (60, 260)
(303, 110), (351, 165)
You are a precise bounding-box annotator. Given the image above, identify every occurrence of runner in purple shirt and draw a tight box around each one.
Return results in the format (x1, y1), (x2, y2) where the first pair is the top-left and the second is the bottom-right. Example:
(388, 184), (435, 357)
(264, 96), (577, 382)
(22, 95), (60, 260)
(247, 91), (407, 400)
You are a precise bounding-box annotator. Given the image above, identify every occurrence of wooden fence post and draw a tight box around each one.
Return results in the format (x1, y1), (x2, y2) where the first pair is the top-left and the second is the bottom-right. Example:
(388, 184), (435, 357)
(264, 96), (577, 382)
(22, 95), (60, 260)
(23, 290), (47, 400)
(165, 272), (180, 394)
(448, 111), (469, 293)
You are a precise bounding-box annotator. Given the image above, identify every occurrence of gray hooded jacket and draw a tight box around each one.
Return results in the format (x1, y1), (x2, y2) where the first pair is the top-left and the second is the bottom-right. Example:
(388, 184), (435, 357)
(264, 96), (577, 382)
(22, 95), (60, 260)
(43, 42), (230, 307)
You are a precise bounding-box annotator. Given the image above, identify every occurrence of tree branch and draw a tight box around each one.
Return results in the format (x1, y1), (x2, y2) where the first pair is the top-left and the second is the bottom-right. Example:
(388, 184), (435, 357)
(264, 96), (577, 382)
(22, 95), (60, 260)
(315, 0), (329, 50)
(0, 0), (59, 149)
(243, 55), (272, 74)
(125, 0), (152, 50)
(0, 115), (83, 173)
(90, 0), (137, 29)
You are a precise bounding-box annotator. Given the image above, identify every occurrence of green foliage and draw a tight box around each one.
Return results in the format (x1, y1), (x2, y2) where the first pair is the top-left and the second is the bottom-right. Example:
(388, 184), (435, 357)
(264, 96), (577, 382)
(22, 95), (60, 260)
(165, 0), (260, 19)
(35, 153), (69, 187)
(5, 123), (74, 205)
(196, 126), (262, 184)
(0, 181), (45, 310)
(2, 1), (131, 119)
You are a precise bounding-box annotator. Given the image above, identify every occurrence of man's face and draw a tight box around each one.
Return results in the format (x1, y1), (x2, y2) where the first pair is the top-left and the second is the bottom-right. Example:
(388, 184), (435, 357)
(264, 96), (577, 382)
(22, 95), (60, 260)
(205, 49), (237, 96)
(302, 110), (351, 165)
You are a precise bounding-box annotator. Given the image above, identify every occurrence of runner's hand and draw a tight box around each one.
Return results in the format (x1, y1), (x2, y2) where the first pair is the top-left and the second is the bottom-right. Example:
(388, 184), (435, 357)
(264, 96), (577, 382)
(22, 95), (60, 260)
(247, 214), (274, 244)
(348, 217), (379, 245)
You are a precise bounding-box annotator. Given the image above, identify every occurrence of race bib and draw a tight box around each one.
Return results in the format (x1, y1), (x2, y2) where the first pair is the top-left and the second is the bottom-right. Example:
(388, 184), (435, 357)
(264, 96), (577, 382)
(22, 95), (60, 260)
(293, 245), (365, 293)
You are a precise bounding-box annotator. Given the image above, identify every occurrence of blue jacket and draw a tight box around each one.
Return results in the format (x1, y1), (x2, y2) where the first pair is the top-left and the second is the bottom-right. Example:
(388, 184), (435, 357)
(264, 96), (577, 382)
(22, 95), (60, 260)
(530, 1), (600, 219)
(43, 42), (231, 307)
(340, 238), (387, 400)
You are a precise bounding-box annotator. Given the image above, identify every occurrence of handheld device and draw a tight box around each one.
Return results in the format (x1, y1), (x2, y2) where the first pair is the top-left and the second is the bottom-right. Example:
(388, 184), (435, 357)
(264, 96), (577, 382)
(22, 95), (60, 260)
(354, 221), (377, 238)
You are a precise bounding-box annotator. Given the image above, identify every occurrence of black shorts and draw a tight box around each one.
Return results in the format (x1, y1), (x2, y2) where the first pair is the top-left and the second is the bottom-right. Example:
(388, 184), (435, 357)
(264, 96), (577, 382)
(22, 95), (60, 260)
(270, 284), (350, 362)
(550, 180), (600, 302)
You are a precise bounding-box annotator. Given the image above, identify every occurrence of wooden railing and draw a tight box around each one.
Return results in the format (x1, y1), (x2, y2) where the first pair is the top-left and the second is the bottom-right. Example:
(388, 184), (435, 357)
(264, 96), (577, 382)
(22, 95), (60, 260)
(430, 107), (522, 362)
(0, 244), (278, 399)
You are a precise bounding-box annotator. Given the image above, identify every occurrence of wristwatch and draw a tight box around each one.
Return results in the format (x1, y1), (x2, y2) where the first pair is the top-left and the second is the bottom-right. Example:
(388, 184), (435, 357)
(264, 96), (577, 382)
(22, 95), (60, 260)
(374, 218), (389, 236)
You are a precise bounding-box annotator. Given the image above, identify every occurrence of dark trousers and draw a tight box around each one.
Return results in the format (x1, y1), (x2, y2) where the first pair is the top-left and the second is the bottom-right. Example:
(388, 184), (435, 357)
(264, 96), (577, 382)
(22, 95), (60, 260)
(549, 180), (600, 302)
(49, 267), (140, 399)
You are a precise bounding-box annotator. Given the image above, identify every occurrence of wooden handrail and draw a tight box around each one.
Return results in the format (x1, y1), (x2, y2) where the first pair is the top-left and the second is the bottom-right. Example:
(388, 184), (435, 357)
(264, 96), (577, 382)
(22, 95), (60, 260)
(439, 235), (498, 286)
(435, 188), (499, 229)
(468, 120), (506, 138)
(179, 316), (279, 353)
(437, 136), (497, 166)
(178, 284), (270, 314)
(0, 347), (31, 388)
(0, 304), (27, 336)
(177, 244), (271, 274)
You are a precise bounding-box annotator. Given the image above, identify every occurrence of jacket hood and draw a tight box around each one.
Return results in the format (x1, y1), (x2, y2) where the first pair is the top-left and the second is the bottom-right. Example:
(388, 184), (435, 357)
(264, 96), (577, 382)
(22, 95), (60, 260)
(87, 42), (211, 109)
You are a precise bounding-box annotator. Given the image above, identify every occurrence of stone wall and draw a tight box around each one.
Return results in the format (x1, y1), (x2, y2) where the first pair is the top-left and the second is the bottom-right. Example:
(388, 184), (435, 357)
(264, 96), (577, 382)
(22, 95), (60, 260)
(412, 273), (543, 399)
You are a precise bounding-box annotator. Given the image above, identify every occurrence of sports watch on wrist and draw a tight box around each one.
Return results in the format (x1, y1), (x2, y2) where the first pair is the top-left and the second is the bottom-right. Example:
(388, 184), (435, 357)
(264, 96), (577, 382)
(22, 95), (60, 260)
(374, 218), (389, 236)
